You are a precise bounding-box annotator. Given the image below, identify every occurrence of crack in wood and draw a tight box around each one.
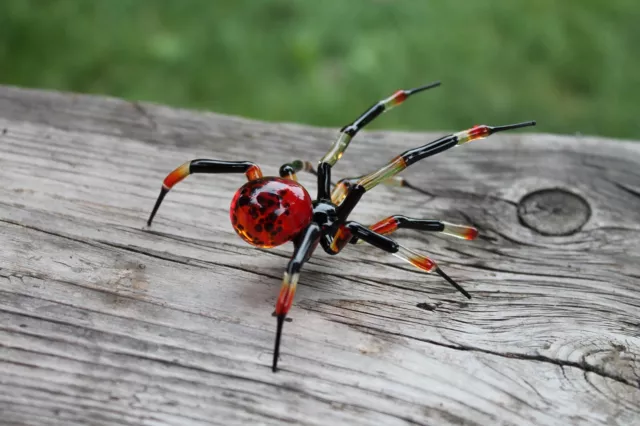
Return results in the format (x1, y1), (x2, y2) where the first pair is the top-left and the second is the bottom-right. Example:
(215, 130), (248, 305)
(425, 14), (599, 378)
(328, 319), (640, 390)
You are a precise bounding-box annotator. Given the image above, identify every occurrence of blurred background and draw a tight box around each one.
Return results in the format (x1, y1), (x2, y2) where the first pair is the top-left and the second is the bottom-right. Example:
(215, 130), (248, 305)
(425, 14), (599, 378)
(0, 0), (638, 139)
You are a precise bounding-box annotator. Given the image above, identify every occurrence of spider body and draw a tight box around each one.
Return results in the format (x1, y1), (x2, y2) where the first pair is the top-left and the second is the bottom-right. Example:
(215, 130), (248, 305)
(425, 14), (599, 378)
(230, 177), (313, 248)
(146, 81), (536, 372)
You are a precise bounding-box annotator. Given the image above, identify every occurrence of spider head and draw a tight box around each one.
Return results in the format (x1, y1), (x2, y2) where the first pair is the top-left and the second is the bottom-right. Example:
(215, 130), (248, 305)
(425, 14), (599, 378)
(312, 200), (338, 232)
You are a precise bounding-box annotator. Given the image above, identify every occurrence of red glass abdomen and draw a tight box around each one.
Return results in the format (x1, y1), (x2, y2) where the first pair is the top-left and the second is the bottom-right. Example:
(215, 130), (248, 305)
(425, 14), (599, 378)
(230, 177), (313, 248)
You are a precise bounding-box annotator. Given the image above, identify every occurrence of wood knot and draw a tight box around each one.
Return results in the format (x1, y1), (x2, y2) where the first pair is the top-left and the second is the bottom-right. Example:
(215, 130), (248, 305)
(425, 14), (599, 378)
(517, 188), (590, 236)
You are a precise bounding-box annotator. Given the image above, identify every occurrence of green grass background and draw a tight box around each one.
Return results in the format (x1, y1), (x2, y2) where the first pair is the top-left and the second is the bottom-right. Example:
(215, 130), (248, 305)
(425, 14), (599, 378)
(1, 0), (638, 139)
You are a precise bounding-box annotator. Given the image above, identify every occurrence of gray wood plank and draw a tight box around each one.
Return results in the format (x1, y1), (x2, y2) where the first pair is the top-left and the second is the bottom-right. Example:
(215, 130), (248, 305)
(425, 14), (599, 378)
(0, 85), (638, 426)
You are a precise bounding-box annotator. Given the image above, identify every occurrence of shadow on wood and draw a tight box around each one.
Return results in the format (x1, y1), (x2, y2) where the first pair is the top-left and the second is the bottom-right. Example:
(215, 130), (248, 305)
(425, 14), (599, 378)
(0, 85), (638, 425)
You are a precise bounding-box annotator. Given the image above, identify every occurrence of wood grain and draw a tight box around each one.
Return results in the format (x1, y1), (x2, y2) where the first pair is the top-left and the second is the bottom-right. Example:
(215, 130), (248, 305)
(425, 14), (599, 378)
(0, 84), (638, 426)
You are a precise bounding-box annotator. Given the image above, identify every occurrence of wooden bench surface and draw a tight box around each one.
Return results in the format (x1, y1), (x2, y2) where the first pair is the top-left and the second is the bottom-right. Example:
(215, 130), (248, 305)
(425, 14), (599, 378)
(0, 85), (638, 425)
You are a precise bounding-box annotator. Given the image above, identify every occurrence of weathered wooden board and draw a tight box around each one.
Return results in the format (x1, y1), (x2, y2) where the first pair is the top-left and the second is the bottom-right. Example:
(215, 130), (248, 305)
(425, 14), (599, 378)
(0, 85), (638, 426)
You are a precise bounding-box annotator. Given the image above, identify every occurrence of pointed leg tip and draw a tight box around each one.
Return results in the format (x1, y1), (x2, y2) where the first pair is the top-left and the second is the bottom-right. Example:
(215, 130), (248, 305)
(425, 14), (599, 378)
(409, 81), (441, 95)
(146, 186), (169, 228)
(435, 267), (472, 300)
(457, 286), (472, 300)
(491, 120), (538, 134)
(419, 80), (441, 90)
(272, 314), (286, 373)
(146, 210), (159, 227)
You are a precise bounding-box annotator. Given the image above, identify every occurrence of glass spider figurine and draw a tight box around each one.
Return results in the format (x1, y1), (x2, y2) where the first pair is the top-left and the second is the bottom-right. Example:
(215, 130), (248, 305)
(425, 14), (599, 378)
(146, 81), (536, 372)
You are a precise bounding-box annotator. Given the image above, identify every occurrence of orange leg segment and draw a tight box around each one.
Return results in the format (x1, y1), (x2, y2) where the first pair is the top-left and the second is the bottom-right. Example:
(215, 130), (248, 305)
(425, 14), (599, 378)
(147, 159), (263, 226)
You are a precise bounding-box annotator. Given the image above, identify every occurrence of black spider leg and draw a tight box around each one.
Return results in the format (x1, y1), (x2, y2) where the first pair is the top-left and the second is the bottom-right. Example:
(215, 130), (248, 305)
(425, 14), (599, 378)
(279, 160), (317, 181)
(272, 222), (321, 372)
(316, 81), (441, 200)
(350, 216), (478, 243)
(147, 159), (263, 226)
(335, 135), (456, 222)
(336, 121), (537, 222)
(330, 175), (417, 205)
(345, 222), (471, 299)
